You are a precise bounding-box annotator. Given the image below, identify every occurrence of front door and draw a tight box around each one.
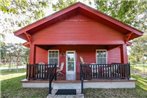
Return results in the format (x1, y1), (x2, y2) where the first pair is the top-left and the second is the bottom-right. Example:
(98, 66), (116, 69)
(66, 51), (76, 80)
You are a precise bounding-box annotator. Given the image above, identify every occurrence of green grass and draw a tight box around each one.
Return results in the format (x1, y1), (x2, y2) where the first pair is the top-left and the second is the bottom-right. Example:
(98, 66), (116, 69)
(132, 75), (147, 91)
(1, 75), (48, 98)
(0, 69), (26, 81)
(1, 70), (48, 98)
(133, 66), (147, 72)
(1, 68), (147, 98)
(84, 88), (147, 98)
(85, 75), (147, 98)
(1, 68), (26, 75)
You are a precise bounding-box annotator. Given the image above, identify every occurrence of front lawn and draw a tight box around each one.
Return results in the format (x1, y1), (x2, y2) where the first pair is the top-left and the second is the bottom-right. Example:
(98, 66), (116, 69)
(85, 76), (147, 98)
(1, 69), (147, 98)
(1, 69), (48, 98)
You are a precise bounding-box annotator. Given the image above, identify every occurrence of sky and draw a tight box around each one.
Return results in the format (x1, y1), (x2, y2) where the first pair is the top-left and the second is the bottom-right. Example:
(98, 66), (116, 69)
(1, 0), (95, 44)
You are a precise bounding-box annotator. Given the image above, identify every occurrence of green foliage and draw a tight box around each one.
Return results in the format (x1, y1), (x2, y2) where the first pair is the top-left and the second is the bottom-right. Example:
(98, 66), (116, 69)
(94, 0), (147, 64)
(0, 43), (29, 65)
(95, 0), (147, 32)
(0, 0), (50, 34)
(132, 75), (147, 91)
(1, 0), (146, 64)
(52, 0), (77, 11)
(0, 0), (48, 15)
(129, 35), (147, 63)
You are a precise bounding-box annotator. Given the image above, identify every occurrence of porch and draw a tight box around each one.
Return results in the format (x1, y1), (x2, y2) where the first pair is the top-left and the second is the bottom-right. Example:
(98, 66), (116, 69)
(26, 63), (131, 80)
(22, 63), (135, 95)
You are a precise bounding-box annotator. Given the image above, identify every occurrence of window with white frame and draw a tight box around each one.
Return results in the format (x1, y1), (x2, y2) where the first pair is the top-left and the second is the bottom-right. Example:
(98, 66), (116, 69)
(96, 50), (107, 64)
(48, 50), (59, 65)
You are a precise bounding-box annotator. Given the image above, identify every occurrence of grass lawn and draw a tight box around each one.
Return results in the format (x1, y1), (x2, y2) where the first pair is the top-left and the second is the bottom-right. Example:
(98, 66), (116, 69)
(1, 69), (147, 98)
(1, 69), (48, 98)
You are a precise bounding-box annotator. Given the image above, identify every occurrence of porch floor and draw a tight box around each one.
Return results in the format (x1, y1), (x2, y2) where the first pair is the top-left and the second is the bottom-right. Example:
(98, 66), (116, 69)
(21, 78), (135, 83)
(21, 78), (136, 89)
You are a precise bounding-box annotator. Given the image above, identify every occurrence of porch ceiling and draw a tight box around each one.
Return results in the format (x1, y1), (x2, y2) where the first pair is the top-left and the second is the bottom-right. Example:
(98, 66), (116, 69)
(36, 45), (120, 50)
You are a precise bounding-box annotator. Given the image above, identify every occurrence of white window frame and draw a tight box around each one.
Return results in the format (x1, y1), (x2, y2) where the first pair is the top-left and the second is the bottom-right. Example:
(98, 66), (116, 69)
(48, 50), (59, 66)
(96, 49), (107, 64)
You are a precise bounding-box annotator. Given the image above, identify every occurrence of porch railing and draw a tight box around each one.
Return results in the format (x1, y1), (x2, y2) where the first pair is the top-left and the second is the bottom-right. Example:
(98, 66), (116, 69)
(80, 63), (130, 93)
(26, 64), (57, 80)
(26, 64), (57, 94)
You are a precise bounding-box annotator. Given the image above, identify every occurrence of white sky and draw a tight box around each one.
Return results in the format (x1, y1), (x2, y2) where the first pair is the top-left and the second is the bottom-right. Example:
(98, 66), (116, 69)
(2, 0), (95, 43)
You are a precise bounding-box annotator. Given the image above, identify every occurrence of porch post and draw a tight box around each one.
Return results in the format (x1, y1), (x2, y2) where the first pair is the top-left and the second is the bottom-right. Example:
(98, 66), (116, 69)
(120, 44), (128, 64)
(29, 44), (36, 79)
(29, 44), (35, 64)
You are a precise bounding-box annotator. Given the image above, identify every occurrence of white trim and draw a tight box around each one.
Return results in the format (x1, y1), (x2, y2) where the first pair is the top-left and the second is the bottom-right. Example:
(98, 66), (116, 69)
(48, 50), (59, 66)
(66, 51), (76, 80)
(96, 49), (108, 64)
(22, 81), (135, 88)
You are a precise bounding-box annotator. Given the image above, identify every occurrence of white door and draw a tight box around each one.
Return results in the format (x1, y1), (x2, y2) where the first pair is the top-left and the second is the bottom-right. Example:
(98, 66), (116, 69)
(66, 51), (76, 80)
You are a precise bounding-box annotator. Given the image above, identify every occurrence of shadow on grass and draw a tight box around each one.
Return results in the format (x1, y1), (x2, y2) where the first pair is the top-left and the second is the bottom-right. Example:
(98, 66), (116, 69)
(1, 75), (48, 98)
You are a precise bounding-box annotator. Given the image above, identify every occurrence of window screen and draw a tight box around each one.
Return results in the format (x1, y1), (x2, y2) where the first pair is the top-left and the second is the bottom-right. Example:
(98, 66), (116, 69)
(48, 50), (59, 65)
(96, 50), (107, 64)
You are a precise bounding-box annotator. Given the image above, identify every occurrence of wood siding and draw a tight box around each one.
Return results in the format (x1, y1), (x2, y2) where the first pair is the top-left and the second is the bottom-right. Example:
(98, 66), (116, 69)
(35, 45), (122, 79)
(108, 46), (121, 64)
(35, 46), (48, 64)
(32, 14), (125, 45)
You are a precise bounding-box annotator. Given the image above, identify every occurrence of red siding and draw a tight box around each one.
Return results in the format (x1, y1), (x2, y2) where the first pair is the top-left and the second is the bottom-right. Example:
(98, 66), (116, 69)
(32, 14), (125, 45)
(35, 46), (48, 64)
(36, 45), (122, 79)
(108, 46), (121, 64)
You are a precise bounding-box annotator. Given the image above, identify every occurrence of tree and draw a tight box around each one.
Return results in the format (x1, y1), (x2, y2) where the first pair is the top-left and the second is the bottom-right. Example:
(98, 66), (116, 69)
(52, 0), (77, 11)
(52, 0), (147, 64)
(0, 0), (51, 35)
(0, 0), (49, 67)
(0, 43), (29, 70)
(95, 0), (147, 63)
(94, 0), (147, 32)
(129, 35), (147, 64)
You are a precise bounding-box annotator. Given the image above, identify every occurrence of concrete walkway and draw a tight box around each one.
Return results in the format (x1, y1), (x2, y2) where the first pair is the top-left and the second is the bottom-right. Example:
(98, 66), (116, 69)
(47, 94), (84, 98)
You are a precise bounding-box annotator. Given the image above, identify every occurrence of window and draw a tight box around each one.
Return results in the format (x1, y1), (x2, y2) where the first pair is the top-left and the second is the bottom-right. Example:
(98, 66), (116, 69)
(48, 50), (59, 65)
(96, 50), (107, 64)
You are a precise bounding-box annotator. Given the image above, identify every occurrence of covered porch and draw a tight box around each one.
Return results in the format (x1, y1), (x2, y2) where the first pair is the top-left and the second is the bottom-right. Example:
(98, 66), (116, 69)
(29, 44), (129, 80)
(23, 44), (135, 94)
(22, 63), (134, 95)
(26, 63), (130, 81)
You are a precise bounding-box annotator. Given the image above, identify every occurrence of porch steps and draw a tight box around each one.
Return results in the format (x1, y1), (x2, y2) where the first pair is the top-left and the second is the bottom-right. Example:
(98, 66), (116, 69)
(53, 80), (81, 90)
(51, 89), (81, 95)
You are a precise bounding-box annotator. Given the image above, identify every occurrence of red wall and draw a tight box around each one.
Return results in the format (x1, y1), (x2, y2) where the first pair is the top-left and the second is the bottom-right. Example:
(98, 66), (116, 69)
(35, 45), (121, 79)
(35, 46), (48, 64)
(31, 14), (127, 80)
(108, 46), (121, 64)
(32, 14), (125, 45)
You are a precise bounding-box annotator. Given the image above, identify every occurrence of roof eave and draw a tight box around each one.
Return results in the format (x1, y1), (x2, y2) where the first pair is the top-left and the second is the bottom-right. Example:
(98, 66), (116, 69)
(14, 2), (144, 40)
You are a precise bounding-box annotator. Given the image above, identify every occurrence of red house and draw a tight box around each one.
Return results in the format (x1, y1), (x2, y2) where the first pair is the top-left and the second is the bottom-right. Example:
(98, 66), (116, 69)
(14, 2), (143, 93)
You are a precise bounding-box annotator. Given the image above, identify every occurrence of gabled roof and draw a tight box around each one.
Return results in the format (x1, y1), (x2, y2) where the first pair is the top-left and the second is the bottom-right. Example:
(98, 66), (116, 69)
(14, 2), (143, 40)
